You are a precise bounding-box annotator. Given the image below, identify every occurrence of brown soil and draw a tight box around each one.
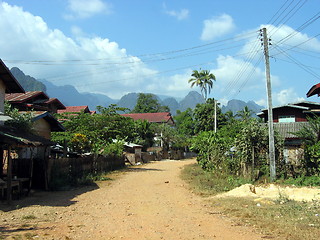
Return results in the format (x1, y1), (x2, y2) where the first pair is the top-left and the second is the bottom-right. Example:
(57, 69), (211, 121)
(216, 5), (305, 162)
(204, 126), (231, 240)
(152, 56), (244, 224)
(1, 159), (267, 240)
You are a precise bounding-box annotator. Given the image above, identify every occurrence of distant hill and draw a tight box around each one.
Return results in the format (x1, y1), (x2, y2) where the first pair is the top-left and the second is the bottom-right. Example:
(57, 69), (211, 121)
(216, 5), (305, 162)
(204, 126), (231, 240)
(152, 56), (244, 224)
(10, 67), (46, 92)
(162, 97), (179, 115)
(221, 99), (264, 116)
(41, 80), (116, 110)
(116, 91), (205, 115)
(10, 67), (263, 114)
(179, 91), (205, 112)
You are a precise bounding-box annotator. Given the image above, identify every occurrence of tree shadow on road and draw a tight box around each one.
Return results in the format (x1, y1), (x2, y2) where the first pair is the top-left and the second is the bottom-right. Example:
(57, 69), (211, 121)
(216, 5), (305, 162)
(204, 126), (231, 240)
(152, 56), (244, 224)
(0, 183), (99, 212)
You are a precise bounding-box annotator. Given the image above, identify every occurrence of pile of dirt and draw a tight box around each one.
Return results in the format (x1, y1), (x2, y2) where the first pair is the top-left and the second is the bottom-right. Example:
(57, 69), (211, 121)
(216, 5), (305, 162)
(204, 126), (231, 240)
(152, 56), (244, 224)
(216, 184), (320, 202)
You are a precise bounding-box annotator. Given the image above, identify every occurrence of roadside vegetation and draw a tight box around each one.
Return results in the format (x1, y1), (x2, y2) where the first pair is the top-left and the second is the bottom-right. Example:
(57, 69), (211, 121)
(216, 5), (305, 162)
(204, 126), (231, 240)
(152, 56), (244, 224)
(179, 69), (320, 239)
(181, 163), (320, 240)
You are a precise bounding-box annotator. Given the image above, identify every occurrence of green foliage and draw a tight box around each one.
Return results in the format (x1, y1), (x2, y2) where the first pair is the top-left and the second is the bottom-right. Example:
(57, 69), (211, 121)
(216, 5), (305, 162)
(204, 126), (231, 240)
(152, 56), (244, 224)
(304, 142), (320, 175)
(131, 93), (169, 113)
(193, 98), (226, 133)
(294, 115), (320, 146)
(192, 119), (284, 180)
(278, 175), (320, 186)
(293, 115), (320, 176)
(102, 140), (124, 157)
(236, 106), (255, 121)
(154, 123), (190, 151)
(4, 102), (34, 132)
(174, 108), (195, 136)
(180, 163), (252, 195)
(53, 104), (135, 154)
(132, 120), (155, 150)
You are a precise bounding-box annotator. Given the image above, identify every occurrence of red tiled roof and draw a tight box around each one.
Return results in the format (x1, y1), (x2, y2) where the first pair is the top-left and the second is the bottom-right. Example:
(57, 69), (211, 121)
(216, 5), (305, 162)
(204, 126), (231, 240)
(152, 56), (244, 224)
(5, 91), (48, 103)
(57, 106), (90, 114)
(121, 112), (174, 124)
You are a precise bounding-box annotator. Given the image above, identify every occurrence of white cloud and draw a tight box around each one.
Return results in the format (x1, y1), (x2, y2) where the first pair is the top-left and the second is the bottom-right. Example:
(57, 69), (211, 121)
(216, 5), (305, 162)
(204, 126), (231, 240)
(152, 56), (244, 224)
(274, 88), (305, 105)
(165, 9), (189, 20)
(201, 14), (235, 41)
(163, 3), (189, 21)
(240, 24), (320, 60)
(0, 2), (157, 99)
(65, 0), (112, 19)
(255, 99), (266, 107)
(212, 55), (265, 98)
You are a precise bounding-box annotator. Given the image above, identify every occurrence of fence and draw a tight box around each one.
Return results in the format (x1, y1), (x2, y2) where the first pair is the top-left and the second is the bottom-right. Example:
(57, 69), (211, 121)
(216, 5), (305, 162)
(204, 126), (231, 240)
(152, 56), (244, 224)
(47, 154), (125, 190)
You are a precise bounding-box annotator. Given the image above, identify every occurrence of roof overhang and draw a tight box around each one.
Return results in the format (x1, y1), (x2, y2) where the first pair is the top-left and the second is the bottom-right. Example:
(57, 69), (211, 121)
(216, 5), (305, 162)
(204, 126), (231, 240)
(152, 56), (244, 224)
(0, 125), (54, 146)
(0, 59), (25, 93)
(307, 83), (320, 98)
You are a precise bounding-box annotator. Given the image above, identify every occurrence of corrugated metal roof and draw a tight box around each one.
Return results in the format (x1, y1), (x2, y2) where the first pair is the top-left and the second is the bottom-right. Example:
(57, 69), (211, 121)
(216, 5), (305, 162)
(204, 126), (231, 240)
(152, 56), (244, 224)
(5, 91), (48, 102)
(45, 98), (66, 109)
(272, 122), (309, 139)
(57, 106), (90, 114)
(121, 112), (174, 124)
(0, 125), (54, 146)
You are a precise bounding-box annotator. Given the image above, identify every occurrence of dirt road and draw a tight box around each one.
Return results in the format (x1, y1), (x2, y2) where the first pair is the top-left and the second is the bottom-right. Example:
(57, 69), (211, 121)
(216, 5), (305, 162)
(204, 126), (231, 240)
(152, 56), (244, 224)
(1, 159), (265, 239)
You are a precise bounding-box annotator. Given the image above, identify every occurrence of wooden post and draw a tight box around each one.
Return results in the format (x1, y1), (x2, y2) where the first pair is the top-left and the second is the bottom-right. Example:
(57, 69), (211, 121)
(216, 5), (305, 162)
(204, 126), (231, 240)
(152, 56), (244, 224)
(7, 145), (12, 204)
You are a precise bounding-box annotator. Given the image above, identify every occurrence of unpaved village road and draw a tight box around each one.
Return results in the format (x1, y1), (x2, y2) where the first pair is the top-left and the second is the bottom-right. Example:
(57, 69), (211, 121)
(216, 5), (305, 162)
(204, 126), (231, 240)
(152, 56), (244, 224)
(1, 159), (266, 239)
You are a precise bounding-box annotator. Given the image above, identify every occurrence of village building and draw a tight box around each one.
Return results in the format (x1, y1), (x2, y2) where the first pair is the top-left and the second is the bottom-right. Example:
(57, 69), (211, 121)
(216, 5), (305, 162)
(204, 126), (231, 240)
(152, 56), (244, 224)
(6, 91), (66, 114)
(257, 101), (320, 167)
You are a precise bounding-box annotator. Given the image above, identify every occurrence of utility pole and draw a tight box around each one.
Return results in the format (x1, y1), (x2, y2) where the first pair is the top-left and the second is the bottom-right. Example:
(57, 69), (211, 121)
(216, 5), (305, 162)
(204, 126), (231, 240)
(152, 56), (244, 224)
(214, 99), (217, 133)
(261, 27), (276, 181)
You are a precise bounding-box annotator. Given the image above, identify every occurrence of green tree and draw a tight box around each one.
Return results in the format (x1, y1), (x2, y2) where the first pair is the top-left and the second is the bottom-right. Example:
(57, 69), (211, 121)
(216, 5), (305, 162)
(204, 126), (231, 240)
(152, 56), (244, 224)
(4, 101), (34, 132)
(236, 106), (255, 121)
(131, 93), (170, 113)
(293, 115), (320, 175)
(224, 110), (236, 123)
(53, 105), (136, 154)
(174, 108), (195, 136)
(133, 120), (155, 150)
(188, 69), (216, 100)
(193, 98), (226, 133)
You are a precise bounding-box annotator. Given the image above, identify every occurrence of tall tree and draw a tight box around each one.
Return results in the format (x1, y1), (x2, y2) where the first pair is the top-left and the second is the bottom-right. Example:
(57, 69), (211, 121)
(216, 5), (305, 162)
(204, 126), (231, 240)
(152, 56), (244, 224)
(188, 69), (216, 100)
(193, 98), (226, 133)
(131, 93), (170, 113)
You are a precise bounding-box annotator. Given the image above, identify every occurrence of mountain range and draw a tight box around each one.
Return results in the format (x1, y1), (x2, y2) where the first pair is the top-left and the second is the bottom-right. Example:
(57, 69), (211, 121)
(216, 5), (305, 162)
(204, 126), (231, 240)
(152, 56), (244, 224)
(10, 67), (264, 115)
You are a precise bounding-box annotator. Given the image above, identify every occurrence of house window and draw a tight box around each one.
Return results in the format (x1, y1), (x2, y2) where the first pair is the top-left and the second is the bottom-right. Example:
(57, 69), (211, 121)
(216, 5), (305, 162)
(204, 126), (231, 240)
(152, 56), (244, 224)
(279, 115), (295, 123)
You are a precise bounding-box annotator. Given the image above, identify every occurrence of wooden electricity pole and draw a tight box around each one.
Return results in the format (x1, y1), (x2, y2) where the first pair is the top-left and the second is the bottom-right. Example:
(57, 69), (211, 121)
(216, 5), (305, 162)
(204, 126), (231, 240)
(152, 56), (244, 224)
(262, 27), (276, 181)
(214, 99), (217, 133)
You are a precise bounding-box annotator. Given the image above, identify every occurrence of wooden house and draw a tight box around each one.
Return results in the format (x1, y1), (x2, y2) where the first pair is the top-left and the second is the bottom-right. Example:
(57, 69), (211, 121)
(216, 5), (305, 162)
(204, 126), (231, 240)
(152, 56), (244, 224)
(6, 91), (66, 114)
(257, 101), (320, 167)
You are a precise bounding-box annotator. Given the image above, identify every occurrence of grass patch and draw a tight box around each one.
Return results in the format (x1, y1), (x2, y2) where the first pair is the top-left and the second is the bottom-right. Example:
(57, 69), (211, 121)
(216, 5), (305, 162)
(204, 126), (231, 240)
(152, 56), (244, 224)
(210, 197), (320, 240)
(21, 215), (36, 220)
(181, 162), (320, 240)
(180, 163), (251, 196)
(277, 175), (320, 187)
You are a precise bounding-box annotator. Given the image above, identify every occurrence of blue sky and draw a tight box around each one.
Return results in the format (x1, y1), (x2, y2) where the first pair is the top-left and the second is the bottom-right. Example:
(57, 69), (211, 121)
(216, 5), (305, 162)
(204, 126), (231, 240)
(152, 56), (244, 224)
(1, 0), (320, 107)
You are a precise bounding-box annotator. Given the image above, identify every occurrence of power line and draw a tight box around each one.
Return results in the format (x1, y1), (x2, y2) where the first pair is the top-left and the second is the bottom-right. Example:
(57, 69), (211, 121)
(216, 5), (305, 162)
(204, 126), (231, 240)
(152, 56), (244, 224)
(273, 44), (320, 80)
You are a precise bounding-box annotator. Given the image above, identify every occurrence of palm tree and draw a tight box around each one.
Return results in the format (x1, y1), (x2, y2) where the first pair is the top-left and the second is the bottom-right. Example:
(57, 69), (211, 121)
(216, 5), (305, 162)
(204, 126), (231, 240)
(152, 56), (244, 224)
(188, 69), (216, 100)
(236, 106), (254, 121)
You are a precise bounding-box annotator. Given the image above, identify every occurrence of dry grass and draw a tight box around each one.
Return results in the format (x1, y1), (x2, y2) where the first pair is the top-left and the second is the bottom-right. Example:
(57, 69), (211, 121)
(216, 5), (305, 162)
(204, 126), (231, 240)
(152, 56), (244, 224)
(181, 163), (320, 240)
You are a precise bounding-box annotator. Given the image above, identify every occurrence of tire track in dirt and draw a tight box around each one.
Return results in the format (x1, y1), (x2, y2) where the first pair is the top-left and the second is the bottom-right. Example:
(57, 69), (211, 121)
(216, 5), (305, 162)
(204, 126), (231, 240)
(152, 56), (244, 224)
(1, 159), (265, 239)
